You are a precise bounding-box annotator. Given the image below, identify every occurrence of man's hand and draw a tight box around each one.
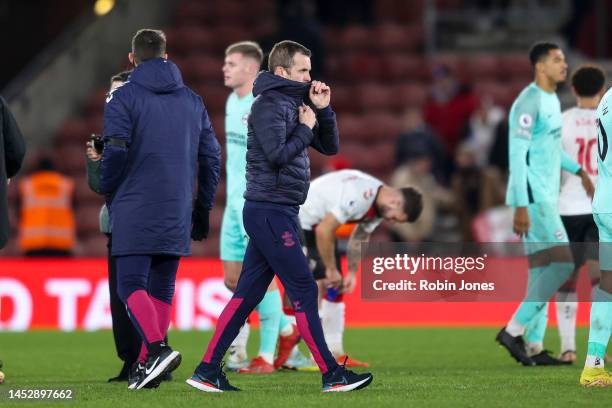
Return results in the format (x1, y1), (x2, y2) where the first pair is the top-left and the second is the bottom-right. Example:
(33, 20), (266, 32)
(578, 169), (595, 198)
(86, 141), (102, 162)
(342, 273), (357, 294)
(513, 207), (530, 237)
(191, 200), (210, 241)
(325, 267), (342, 289)
(298, 104), (316, 129)
(309, 81), (331, 109)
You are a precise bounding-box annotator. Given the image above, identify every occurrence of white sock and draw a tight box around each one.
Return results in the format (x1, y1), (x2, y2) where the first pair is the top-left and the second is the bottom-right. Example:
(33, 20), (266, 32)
(586, 354), (605, 369)
(506, 317), (525, 337)
(280, 322), (293, 337)
(228, 322), (249, 362)
(526, 341), (543, 357)
(259, 352), (274, 365)
(321, 299), (345, 356)
(555, 291), (577, 352)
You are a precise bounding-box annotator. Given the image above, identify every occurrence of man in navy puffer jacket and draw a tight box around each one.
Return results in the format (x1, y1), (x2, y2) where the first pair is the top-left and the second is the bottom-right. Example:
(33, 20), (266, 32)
(188, 41), (373, 393)
(101, 29), (220, 389)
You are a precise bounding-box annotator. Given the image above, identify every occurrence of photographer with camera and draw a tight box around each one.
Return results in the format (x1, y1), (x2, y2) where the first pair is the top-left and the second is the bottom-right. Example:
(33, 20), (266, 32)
(86, 69), (151, 383)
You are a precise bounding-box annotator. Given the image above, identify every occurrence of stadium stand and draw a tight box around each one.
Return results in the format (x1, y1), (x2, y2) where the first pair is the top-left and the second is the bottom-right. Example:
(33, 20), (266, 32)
(2, 0), (540, 256)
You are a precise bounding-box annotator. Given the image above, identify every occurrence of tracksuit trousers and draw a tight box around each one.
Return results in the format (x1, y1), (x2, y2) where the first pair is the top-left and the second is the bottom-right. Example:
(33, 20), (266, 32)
(202, 200), (339, 374)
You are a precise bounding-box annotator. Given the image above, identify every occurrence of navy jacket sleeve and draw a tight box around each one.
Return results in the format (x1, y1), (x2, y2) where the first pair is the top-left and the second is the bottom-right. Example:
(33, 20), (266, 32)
(251, 98), (315, 166)
(310, 106), (339, 155)
(99, 87), (132, 195)
(196, 104), (221, 210)
(1, 96), (26, 178)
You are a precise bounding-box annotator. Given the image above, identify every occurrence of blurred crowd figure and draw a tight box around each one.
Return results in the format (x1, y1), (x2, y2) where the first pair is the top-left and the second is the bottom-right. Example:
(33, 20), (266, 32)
(423, 65), (480, 158)
(17, 156), (76, 256)
(392, 63), (510, 242)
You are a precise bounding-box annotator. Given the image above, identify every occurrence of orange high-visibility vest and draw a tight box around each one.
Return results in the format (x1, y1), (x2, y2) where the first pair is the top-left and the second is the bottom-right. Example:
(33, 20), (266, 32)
(18, 171), (76, 252)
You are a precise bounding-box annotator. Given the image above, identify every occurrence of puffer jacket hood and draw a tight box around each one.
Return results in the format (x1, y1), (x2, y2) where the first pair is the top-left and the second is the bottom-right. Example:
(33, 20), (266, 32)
(129, 58), (184, 94)
(253, 71), (310, 101)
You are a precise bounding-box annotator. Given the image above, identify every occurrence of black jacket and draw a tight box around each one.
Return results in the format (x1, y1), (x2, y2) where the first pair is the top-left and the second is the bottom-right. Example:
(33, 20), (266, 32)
(0, 96), (26, 248)
(244, 71), (338, 205)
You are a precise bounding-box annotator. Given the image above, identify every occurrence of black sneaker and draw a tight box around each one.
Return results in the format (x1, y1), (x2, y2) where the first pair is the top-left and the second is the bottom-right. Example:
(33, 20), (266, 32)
(108, 362), (131, 383)
(186, 362), (240, 392)
(135, 345), (182, 390)
(321, 357), (373, 392)
(128, 362), (144, 390)
(531, 350), (569, 366)
(495, 327), (535, 366)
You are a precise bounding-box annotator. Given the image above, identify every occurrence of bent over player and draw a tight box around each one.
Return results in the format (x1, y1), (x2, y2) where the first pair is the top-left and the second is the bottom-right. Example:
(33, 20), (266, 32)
(298, 169), (422, 366)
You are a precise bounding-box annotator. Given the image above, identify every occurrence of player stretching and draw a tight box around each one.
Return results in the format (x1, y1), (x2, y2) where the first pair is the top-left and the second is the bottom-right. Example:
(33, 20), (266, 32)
(299, 169), (422, 366)
(556, 65), (607, 363)
(496, 42), (594, 366)
(187, 40), (372, 392)
(579, 83), (612, 387)
(219, 41), (300, 373)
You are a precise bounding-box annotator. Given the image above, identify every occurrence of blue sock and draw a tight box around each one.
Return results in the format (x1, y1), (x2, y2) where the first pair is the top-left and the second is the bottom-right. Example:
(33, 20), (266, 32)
(255, 290), (283, 360)
(585, 288), (612, 367)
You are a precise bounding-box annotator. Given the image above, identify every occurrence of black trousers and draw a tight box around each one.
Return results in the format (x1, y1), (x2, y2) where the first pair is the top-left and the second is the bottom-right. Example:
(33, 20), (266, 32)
(107, 234), (141, 366)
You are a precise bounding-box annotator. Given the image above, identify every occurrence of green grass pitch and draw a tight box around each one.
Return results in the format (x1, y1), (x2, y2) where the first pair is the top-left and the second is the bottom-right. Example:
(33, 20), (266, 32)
(0, 328), (609, 407)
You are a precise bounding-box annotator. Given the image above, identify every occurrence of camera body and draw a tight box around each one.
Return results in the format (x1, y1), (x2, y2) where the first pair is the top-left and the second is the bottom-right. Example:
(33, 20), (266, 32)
(90, 133), (104, 154)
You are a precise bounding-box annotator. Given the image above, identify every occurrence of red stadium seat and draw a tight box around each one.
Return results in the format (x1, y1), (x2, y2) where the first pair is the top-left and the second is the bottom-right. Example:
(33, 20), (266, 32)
(175, 1), (216, 25)
(192, 84), (229, 114)
(362, 112), (402, 141)
(165, 26), (216, 56)
(183, 54), (224, 84)
(80, 234), (109, 257)
(53, 145), (86, 175)
(462, 54), (501, 82)
(85, 89), (108, 116)
(375, 24), (423, 52)
(376, 0), (423, 23)
(75, 204), (104, 238)
(392, 82), (429, 109)
(335, 25), (375, 52)
(329, 84), (360, 113)
(381, 54), (427, 81)
(55, 119), (92, 147)
(343, 54), (383, 81)
(356, 83), (395, 112)
(499, 54), (533, 81)
(337, 114), (369, 143)
(74, 175), (104, 206)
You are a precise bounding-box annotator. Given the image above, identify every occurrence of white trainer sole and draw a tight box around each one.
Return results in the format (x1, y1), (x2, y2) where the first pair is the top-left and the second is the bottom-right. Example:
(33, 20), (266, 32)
(136, 351), (181, 390)
(186, 378), (224, 393)
(322, 375), (373, 392)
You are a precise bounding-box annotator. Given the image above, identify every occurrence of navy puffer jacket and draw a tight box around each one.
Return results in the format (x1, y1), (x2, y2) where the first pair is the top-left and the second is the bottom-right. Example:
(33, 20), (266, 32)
(244, 71), (339, 205)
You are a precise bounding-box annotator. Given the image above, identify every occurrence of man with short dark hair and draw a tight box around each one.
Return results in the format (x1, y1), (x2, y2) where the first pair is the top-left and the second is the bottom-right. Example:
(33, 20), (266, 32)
(100, 28), (221, 390)
(496, 42), (595, 366)
(219, 40), (302, 373)
(0, 96), (25, 250)
(555, 65), (607, 363)
(298, 169), (422, 367)
(187, 40), (373, 393)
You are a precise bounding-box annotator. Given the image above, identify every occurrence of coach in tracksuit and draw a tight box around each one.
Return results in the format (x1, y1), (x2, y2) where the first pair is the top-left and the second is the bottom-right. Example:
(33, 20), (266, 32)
(100, 29), (220, 389)
(187, 40), (373, 393)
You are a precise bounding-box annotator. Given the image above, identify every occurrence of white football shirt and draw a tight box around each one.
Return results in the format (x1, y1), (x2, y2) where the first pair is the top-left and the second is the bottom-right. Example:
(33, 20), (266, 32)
(300, 169), (383, 233)
(558, 107), (598, 215)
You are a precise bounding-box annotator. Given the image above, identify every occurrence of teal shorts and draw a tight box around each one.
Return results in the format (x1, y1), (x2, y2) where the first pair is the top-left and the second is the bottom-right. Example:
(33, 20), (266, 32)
(594, 213), (612, 270)
(523, 202), (569, 255)
(220, 203), (248, 262)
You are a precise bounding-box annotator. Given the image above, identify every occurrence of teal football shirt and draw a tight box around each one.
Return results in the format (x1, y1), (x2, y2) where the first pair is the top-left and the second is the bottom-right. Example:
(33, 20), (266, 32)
(506, 82), (580, 207)
(225, 91), (254, 207)
(593, 87), (612, 214)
